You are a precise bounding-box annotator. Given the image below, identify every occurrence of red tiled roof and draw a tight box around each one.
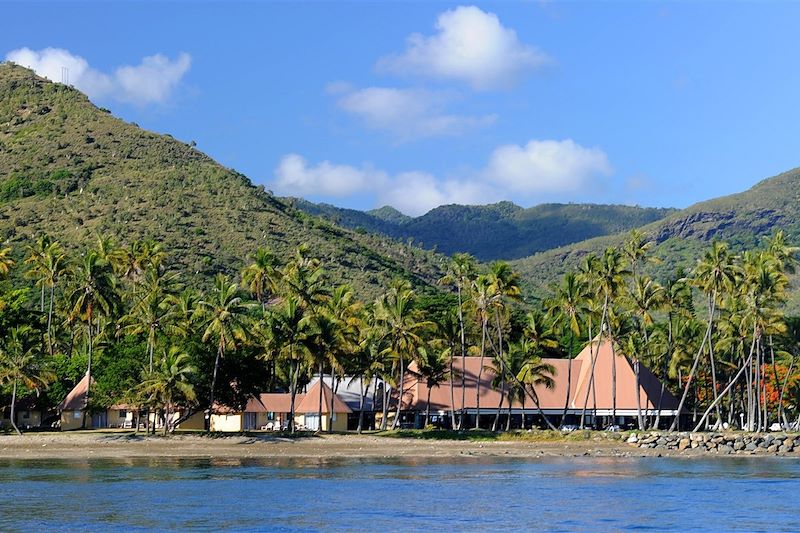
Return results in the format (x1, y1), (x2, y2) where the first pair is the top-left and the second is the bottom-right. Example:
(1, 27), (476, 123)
(245, 393), (299, 414)
(403, 337), (680, 413)
(296, 381), (352, 414)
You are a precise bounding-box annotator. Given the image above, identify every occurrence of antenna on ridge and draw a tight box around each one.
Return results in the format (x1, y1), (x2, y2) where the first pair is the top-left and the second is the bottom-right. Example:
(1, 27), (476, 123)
(61, 66), (69, 85)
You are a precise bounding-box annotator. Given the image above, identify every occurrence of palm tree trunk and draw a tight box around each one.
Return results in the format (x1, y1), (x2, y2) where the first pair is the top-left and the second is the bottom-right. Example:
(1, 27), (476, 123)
(83, 319), (93, 430)
(47, 284), (55, 356)
(778, 357), (795, 427)
(317, 362), (324, 432)
(448, 350), (456, 430)
(208, 344), (223, 432)
(457, 285), (467, 431)
(706, 294), (723, 429)
(10, 379), (22, 436)
(634, 360), (644, 430)
(357, 380), (370, 434)
(561, 331), (574, 427)
(328, 373), (336, 434)
(492, 379), (505, 431)
(653, 313), (673, 430)
(475, 319), (487, 429)
(289, 358), (299, 434)
(693, 325), (759, 432)
(392, 354), (405, 430)
(579, 320), (595, 429)
(669, 298), (716, 431)
(426, 385), (432, 427)
(380, 385), (389, 430)
(505, 387), (513, 431)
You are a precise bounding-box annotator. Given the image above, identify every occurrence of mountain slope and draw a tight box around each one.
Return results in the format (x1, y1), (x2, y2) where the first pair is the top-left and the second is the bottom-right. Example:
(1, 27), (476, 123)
(0, 63), (443, 298)
(289, 198), (676, 261)
(512, 168), (800, 305)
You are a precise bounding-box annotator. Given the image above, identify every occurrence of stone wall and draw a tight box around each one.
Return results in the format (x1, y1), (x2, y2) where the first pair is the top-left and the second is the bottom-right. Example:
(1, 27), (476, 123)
(627, 431), (800, 455)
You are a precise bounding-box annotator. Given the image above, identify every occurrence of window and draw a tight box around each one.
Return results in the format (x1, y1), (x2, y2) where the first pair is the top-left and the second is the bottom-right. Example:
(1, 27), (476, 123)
(119, 409), (127, 418)
(22, 412), (29, 419)
(73, 411), (82, 419)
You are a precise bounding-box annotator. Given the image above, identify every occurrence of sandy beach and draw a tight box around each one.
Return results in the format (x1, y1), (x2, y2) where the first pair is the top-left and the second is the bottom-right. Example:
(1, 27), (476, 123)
(0, 431), (648, 461)
(2, 431), (795, 461)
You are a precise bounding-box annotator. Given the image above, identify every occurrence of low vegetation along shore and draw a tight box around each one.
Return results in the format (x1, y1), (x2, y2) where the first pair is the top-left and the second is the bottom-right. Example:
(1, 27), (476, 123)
(2, 430), (799, 461)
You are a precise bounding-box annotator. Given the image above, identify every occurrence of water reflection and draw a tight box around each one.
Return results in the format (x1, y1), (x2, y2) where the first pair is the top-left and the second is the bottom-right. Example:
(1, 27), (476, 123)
(2, 456), (800, 531)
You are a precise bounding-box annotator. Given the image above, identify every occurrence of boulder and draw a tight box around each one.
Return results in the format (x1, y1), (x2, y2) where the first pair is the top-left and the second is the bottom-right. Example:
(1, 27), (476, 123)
(745, 442), (757, 451)
(678, 438), (691, 451)
(719, 445), (733, 454)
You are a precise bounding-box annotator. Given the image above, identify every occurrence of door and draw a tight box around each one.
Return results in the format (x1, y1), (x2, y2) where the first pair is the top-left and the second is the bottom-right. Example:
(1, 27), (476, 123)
(305, 414), (320, 431)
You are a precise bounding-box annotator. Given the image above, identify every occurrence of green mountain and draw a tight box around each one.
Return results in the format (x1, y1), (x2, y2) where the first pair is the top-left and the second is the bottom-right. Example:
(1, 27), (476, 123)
(289, 198), (676, 261)
(0, 63), (444, 299)
(512, 168), (800, 306)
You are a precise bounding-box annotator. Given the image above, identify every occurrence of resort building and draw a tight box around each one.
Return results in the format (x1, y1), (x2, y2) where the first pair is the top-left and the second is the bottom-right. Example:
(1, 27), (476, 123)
(400, 337), (683, 430)
(188, 379), (354, 432)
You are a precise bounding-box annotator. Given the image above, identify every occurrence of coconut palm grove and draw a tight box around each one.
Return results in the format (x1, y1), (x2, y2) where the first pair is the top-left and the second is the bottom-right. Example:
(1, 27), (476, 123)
(1, 226), (798, 435)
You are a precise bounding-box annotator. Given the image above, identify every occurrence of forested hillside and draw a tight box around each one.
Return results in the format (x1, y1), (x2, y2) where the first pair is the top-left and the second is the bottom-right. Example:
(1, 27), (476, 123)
(0, 63), (444, 299)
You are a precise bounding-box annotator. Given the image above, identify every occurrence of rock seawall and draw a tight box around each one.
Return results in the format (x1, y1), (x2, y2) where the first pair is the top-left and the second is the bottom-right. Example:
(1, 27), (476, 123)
(627, 432), (800, 455)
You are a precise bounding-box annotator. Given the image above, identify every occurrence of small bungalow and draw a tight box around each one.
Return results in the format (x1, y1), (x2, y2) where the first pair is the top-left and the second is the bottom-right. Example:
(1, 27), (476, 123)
(295, 380), (352, 432)
(1, 396), (49, 430)
(59, 373), (93, 430)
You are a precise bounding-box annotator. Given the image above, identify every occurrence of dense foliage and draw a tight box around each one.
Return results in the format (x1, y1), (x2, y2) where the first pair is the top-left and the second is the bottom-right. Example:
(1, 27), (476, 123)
(1, 229), (799, 436)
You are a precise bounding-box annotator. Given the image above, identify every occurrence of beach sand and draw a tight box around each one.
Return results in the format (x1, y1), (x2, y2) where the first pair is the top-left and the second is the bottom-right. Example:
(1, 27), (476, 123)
(0, 431), (764, 461)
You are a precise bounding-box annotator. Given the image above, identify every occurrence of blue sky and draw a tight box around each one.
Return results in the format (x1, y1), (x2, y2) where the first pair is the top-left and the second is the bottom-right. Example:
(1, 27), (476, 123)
(4, 2), (800, 215)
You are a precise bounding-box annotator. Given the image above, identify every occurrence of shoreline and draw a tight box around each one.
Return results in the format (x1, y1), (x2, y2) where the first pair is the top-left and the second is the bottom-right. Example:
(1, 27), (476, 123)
(2, 431), (800, 461)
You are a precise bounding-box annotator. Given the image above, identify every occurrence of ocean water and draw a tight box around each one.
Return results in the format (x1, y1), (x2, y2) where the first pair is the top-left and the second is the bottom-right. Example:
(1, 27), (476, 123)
(1, 456), (798, 532)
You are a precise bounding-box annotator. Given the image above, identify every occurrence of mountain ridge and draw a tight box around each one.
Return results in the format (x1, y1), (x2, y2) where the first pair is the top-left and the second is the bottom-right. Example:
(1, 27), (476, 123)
(289, 198), (677, 261)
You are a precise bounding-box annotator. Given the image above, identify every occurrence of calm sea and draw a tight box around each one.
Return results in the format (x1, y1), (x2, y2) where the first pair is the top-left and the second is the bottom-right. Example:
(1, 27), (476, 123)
(0, 456), (798, 532)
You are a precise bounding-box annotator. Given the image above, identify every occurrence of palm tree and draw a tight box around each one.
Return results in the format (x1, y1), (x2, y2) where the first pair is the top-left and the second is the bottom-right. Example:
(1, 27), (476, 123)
(433, 309), (461, 428)
(625, 275), (664, 429)
(0, 325), (54, 435)
(470, 275), (496, 429)
(24, 237), (68, 354)
(439, 253), (477, 429)
(0, 245), (14, 278)
(594, 247), (630, 423)
(117, 240), (166, 290)
(375, 279), (431, 430)
(197, 274), (253, 430)
(119, 268), (180, 372)
(670, 241), (739, 431)
(652, 273), (692, 429)
(546, 272), (588, 425)
(241, 247), (278, 310)
(68, 250), (118, 428)
(485, 262), (522, 413)
(263, 296), (312, 433)
(307, 310), (347, 432)
(137, 346), (197, 435)
(513, 338), (557, 430)
(415, 344), (450, 426)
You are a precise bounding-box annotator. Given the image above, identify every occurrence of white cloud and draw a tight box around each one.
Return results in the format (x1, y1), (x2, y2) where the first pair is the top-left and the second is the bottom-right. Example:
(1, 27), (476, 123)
(335, 86), (496, 140)
(378, 172), (495, 216)
(484, 139), (612, 193)
(273, 154), (388, 197)
(273, 139), (611, 216)
(377, 5), (550, 90)
(5, 47), (191, 105)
